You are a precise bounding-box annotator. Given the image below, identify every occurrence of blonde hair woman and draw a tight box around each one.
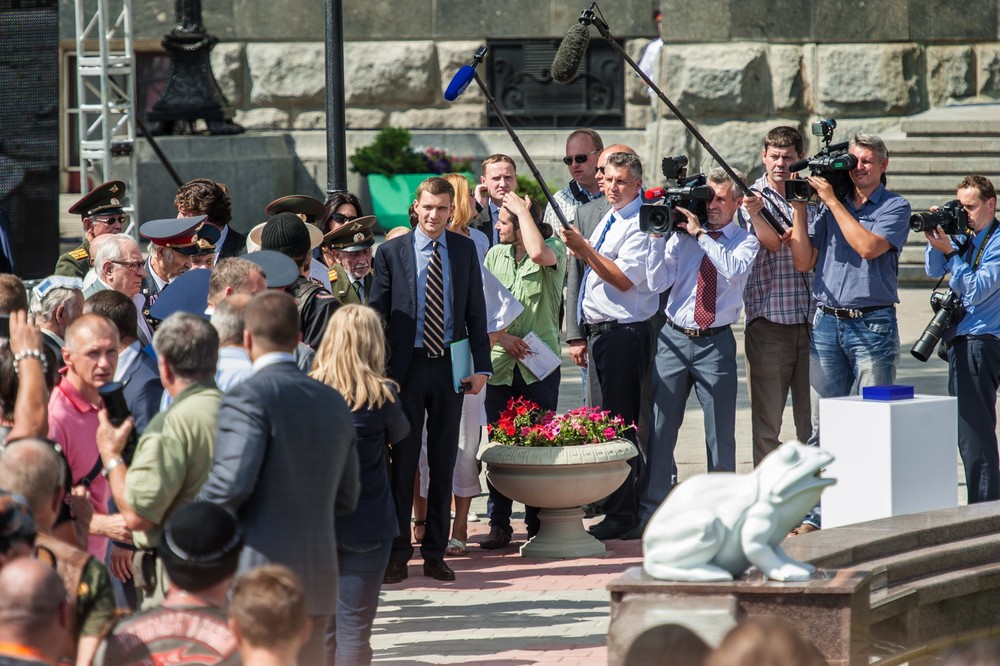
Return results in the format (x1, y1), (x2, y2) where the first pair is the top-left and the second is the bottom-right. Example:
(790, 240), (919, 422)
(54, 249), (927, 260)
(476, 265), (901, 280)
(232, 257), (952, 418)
(310, 305), (409, 666)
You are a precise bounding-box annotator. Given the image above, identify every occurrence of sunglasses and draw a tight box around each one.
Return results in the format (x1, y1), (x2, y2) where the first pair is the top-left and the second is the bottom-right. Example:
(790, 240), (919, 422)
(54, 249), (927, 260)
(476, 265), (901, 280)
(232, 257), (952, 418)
(328, 212), (358, 224)
(562, 149), (600, 165)
(93, 215), (126, 227)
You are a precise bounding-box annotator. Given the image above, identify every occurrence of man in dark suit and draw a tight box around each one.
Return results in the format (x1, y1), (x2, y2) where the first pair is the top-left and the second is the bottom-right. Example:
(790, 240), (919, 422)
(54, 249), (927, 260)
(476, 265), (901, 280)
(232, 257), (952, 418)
(370, 176), (492, 584)
(174, 179), (247, 260)
(198, 291), (360, 666)
(469, 154), (517, 247)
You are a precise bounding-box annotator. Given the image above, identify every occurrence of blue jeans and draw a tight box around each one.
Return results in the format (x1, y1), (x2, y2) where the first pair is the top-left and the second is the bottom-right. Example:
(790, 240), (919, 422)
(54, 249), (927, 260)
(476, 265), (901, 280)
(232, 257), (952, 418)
(804, 307), (899, 527)
(808, 307), (899, 445)
(327, 538), (392, 666)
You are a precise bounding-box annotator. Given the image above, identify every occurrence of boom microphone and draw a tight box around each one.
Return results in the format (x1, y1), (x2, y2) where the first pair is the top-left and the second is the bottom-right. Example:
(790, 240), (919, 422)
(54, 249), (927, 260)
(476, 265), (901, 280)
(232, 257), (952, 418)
(444, 65), (477, 102)
(551, 23), (590, 84)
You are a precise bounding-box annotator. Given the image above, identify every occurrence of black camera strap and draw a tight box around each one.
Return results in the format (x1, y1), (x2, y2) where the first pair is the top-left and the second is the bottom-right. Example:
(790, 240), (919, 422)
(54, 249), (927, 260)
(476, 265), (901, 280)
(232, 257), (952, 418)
(968, 219), (998, 270)
(568, 180), (595, 206)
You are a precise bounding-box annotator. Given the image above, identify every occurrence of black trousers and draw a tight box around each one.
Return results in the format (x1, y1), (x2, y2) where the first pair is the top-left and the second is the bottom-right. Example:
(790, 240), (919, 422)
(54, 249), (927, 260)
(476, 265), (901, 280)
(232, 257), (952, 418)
(949, 336), (1000, 503)
(590, 321), (654, 524)
(390, 350), (463, 561)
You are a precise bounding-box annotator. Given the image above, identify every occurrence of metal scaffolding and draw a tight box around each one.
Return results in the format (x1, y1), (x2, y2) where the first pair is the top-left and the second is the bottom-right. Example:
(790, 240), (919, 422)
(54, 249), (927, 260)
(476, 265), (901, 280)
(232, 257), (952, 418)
(74, 0), (138, 219)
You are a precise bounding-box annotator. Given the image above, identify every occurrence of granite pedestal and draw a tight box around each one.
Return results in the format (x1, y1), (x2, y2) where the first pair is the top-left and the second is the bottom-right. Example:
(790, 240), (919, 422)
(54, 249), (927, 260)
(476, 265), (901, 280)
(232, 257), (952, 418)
(607, 566), (872, 666)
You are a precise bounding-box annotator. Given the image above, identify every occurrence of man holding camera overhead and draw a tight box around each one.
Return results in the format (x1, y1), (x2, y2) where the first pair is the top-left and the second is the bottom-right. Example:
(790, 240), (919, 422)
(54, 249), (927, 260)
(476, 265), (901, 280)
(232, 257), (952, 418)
(924, 175), (1000, 503)
(788, 134), (910, 435)
(637, 167), (759, 536)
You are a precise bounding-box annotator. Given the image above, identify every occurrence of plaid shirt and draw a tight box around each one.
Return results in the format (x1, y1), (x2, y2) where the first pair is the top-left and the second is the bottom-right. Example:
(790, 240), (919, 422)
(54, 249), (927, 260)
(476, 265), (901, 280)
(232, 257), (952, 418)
(741, 174), (815, 325)
(542, 181), (603, 228)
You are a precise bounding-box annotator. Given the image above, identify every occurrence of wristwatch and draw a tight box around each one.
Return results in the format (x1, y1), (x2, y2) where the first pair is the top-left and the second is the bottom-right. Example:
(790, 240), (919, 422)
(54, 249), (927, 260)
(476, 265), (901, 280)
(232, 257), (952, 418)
(694, 229), (707, 240)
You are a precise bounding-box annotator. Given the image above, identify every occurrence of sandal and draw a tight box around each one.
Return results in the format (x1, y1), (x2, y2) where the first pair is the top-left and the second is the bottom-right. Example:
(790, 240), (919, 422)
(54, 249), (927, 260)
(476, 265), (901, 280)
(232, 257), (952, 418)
(413, 520), (426, 544)
(445, 538), (467, 557)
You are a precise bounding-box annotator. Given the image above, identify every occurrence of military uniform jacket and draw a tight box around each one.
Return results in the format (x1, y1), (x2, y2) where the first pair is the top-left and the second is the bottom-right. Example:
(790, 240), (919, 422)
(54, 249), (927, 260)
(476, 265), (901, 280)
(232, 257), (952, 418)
(329, 263), (373, 305)
(54, 237), (91, 279)
(289, 275), (341, 350)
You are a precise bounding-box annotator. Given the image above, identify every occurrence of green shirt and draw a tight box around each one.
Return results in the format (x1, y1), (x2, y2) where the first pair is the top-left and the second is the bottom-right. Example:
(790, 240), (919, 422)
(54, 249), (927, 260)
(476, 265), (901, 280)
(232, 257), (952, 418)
(484, 236), (567, 386)
(125, 379), (222, 550)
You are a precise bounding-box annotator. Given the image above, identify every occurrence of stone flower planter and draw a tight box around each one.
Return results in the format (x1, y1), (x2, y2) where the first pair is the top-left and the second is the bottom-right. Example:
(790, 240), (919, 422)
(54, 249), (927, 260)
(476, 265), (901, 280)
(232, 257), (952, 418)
(478, 438), (638, 559)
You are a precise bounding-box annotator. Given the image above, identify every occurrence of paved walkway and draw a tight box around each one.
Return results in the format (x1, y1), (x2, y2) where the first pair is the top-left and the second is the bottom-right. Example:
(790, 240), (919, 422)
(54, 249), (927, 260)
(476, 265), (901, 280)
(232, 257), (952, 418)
(372, 286), (966, 664)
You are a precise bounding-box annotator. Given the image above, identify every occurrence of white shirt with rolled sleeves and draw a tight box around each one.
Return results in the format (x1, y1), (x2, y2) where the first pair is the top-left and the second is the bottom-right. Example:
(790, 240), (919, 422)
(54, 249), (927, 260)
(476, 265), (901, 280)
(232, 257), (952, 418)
(580, 196), (662, 325)
(646, 219), (760, 329)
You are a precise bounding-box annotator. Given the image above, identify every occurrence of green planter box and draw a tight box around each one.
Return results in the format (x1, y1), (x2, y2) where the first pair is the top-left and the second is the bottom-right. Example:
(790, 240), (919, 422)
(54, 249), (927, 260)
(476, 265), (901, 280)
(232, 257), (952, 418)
(367, 172), (475, 231)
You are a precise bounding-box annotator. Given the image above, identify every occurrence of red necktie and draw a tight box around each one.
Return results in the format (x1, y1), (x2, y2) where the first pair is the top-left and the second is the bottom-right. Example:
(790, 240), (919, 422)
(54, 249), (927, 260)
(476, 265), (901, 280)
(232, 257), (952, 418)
(693, 231), (723, 329)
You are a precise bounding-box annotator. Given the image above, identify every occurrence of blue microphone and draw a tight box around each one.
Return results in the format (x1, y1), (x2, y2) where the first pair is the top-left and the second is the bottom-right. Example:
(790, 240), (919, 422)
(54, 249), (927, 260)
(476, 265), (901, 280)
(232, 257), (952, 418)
(444, 65), (477, 102)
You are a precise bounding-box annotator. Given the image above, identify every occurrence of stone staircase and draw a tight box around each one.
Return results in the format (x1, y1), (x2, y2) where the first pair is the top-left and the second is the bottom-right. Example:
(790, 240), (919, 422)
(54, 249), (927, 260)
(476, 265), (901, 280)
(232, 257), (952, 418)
(883, 103), (1000, 286)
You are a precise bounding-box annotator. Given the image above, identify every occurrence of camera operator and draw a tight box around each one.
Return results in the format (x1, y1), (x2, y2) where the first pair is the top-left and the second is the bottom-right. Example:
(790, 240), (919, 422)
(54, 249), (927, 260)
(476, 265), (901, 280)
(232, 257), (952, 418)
(636, 167), (760, 536)
(788, 133), (911, 430)
(925, 175), (1000, 503)
(741, 126), (815, 467)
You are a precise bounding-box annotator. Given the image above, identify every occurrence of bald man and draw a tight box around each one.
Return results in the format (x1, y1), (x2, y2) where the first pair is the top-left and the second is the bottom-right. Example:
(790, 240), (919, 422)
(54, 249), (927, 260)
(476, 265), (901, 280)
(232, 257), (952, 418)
(0, 438), (116, 666)
(0, 557), (69, 665)
(48, 315), (131, 560)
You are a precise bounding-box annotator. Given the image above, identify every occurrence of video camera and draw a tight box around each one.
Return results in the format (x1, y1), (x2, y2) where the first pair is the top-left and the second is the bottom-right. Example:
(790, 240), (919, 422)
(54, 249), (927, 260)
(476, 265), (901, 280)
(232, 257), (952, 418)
(639, 155), (715, 237)
(784, 119), (857, 204)
(909, 199), (969, 235)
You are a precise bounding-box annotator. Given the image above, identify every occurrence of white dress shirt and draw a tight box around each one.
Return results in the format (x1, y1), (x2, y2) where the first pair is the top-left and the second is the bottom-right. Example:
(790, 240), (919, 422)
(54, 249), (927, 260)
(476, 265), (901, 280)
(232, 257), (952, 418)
(646, 219), (760, 329)
(580, 196), (661, 324)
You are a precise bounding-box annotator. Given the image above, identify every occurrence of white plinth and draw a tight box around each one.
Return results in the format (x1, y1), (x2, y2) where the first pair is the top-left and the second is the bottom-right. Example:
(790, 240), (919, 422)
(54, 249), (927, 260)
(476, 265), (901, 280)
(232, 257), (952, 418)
(820, 394), (957, 529)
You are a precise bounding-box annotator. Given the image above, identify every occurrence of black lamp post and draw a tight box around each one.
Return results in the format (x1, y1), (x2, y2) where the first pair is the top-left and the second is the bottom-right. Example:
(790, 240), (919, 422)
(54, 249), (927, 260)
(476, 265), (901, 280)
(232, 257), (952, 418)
(146, 0), (244, 136)
(325, 0), (347, 195)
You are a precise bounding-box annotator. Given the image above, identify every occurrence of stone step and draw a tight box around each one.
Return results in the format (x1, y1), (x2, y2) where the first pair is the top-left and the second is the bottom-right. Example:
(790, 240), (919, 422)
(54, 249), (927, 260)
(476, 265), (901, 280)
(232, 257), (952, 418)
(890, 156), (1000, 174)
(900, 106), (1000, 137)
(882, 136), (1000, 154)
(899, 264), (936, 286)
(887, 174), (993, 192)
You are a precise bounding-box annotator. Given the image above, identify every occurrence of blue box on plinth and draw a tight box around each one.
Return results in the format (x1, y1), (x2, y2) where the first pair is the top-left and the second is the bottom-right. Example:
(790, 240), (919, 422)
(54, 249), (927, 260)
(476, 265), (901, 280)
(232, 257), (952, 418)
(862, 384), (915, 401)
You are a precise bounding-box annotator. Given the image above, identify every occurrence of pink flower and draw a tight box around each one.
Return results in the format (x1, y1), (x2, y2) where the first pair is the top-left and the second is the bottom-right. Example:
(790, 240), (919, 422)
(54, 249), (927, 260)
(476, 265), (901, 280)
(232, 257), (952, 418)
(603, 427), (616, 439)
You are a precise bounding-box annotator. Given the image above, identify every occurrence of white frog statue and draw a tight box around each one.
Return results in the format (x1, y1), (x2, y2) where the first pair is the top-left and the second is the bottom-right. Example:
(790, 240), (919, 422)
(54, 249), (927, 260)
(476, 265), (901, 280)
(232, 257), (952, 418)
(643, 441), (836, 582)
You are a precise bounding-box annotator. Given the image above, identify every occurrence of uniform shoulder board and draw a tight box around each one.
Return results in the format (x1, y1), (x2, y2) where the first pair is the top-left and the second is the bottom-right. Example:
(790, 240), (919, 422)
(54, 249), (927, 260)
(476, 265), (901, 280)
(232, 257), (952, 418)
(328, 269), (338, 283)
(69, 248), (89, 261)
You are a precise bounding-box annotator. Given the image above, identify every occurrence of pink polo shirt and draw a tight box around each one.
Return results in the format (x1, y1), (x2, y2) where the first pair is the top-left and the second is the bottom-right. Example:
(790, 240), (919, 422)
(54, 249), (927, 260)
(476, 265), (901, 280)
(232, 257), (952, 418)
(48, 378), (109, 560)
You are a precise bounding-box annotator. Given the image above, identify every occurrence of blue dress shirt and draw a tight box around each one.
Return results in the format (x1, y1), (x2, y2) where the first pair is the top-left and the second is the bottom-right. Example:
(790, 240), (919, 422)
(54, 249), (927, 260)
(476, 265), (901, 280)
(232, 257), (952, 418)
(413, 226), (454, 348)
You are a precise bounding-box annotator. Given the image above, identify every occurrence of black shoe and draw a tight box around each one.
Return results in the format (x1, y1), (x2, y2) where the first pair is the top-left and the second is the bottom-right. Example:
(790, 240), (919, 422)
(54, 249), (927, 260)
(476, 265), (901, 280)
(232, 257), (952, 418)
(423, 558), (456, 581)
(588, 518), (635, 541)
(620, 522), (645, 541)
(480, 526), (513, 550)
(383, 559), (408, 584)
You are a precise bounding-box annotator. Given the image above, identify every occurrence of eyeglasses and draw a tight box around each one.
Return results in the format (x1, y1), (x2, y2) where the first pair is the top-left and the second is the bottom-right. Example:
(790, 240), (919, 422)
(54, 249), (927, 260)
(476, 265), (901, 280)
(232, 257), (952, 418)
(328, 212), (358, 224)
(93, 215), (126, 227)
(597, 166), (606, 175)
(563, 150), (600, 166)
(110, 259), (144, 271)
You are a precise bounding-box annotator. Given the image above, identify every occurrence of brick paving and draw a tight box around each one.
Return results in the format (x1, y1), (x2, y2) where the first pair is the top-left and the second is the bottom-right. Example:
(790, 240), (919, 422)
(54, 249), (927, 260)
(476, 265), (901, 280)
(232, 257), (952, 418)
(370, 286), (959, 664)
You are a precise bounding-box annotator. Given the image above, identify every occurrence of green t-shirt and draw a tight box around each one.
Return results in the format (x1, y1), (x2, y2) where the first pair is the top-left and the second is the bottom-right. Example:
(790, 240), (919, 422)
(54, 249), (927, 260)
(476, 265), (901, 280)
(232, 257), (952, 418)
(125, 380), (222, 550)
(484, 236), (567, 386)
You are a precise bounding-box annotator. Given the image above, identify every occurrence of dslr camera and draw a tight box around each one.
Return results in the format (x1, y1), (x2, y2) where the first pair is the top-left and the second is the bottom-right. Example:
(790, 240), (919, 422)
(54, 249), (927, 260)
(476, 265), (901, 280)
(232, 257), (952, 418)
(639, 155), (715, 237)
(911, 290), (966, 362)
(784, 119), (858, 204)
(909, 199), (969, 235)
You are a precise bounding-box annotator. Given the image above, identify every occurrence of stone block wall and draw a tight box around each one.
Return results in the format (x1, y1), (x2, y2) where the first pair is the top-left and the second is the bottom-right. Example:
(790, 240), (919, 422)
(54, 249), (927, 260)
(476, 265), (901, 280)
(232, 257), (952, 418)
(57, 0), (1000, 181)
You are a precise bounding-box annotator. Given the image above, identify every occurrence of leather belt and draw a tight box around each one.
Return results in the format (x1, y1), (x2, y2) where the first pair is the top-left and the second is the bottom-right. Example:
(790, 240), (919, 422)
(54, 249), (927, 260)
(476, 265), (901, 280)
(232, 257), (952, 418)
(666, 318), (730, 338)
(949, 334), (1000, 348)
(818, 304), (892, 320)
(583, 320), (619, 337)
(413, 346), (446, 359)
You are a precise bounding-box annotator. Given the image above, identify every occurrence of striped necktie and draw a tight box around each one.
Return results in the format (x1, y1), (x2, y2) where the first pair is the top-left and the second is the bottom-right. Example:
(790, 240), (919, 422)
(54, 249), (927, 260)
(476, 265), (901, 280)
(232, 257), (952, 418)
(424, 240), (445, 356)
